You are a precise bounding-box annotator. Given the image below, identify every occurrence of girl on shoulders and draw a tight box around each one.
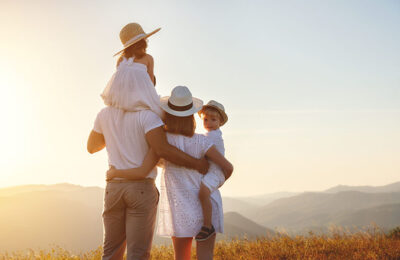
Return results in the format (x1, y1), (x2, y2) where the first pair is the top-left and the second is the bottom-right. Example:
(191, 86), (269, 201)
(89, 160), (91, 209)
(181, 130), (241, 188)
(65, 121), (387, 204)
(101, 23), (163, 117)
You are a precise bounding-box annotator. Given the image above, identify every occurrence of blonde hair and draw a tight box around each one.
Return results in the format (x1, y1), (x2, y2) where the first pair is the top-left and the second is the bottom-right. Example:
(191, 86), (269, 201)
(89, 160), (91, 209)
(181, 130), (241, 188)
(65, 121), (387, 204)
(199, 107), (223, 122)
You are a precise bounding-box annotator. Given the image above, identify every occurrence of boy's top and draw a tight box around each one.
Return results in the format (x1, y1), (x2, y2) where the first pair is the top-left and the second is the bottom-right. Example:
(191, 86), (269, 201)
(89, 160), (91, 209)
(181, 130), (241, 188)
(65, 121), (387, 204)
(205, 129), (225, 155)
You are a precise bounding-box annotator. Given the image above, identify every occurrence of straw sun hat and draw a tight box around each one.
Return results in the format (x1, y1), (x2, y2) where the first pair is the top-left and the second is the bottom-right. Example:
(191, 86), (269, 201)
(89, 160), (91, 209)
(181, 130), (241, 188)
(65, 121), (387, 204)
(114, 23), (161, 56)
(199, 100), (228, 126)
(160, 86), (203, 117)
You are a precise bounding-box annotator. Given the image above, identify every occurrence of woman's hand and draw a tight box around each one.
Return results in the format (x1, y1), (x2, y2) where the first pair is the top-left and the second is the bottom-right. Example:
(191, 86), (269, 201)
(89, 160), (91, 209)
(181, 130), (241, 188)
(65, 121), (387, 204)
(106, 165), (117, 181)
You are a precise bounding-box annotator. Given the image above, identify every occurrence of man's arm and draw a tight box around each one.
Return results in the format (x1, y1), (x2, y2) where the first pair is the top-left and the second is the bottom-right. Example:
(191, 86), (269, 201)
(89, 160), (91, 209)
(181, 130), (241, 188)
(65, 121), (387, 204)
(145, 126), (209, 174)
(87, 130), (106, 154)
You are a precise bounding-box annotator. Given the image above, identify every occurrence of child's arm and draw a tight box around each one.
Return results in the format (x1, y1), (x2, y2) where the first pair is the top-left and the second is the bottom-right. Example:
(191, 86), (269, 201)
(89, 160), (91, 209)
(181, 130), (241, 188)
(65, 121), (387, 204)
(205, 146), (233, 180)
(106, 149), (160, 180)
(146, 54), (156, 86)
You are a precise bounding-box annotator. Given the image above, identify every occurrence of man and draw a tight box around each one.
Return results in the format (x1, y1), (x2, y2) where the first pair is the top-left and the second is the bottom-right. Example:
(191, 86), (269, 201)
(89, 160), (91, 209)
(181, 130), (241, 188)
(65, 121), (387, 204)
(87, 107), (209, 260)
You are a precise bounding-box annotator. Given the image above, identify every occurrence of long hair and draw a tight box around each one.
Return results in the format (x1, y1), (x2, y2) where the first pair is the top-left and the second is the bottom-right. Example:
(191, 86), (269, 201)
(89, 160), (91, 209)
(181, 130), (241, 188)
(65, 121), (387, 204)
(117, 39), (147, 67)
(164, 112), (196, 137)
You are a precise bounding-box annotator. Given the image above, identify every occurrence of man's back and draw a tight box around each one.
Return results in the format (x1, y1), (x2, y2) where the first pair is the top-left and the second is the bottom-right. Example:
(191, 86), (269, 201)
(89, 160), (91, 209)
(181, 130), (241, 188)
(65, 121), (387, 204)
(93, 107), (164, 178)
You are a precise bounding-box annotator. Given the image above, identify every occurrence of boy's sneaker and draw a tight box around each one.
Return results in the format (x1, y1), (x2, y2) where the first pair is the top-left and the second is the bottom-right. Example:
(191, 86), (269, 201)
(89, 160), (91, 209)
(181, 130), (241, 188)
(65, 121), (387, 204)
(195, 225), (215, 241)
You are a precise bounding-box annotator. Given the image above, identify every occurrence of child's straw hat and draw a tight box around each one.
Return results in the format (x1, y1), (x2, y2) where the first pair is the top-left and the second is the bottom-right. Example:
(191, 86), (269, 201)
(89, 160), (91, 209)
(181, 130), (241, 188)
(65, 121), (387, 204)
(199, 100), (228, 126)
(160, 86), (203, 117)
(114, 23), (161, 57)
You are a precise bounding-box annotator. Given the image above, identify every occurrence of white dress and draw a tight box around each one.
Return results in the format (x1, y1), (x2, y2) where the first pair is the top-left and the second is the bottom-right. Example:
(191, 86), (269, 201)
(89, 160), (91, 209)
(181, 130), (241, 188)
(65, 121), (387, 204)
(157, 133), (224, 237)
(100, 57), (164, 118)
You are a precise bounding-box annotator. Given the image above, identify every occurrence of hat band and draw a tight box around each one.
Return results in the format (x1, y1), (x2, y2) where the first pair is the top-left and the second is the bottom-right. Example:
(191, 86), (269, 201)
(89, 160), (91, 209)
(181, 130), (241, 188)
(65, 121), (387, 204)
(123, 33), (146, 48)
(168, 100), (193, 111)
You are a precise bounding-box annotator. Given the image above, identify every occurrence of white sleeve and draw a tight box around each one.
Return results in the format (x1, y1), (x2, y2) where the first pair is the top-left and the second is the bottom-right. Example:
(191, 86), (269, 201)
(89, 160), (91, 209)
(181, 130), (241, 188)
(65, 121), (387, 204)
(142, 111), (164, 134)
(214, 136), (225, 155)
(207, 131), (225, 155)
(201, 135), (214, 156)
(93, 110), (103, 134)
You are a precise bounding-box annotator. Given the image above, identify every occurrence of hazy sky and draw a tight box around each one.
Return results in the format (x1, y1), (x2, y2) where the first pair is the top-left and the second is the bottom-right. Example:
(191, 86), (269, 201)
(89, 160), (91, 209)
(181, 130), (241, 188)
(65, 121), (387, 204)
(0, 0), (399, 196)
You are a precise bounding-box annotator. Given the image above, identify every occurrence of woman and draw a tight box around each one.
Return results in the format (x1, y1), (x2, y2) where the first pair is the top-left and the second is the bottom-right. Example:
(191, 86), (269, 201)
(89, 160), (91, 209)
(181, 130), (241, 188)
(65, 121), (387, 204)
(108, 86), (233, 260)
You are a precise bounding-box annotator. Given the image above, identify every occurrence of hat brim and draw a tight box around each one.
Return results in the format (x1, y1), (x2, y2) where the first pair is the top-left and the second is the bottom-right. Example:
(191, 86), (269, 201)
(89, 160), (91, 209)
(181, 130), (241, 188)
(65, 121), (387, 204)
(113, 28), (161, 57)
(199, 104), (228, 126)
(160, 96), (203, 117)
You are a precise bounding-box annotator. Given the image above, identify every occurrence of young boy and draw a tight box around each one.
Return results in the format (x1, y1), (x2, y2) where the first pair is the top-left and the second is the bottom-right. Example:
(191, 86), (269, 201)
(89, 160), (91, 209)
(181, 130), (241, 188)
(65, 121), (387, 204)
(196, 100), (229, 241)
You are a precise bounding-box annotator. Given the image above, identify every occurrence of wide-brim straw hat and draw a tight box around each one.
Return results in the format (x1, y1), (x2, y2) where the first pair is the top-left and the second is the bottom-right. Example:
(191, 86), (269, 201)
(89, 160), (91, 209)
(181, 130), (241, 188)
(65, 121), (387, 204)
(160, 86), (203, 117)
(114, 23), (161, 57)
(199, 100), (228, 126)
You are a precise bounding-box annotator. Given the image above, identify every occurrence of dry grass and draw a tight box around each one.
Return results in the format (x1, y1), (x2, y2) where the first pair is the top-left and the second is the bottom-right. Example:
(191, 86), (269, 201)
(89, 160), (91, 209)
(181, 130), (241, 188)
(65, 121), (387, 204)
(1, 229), (400, 260)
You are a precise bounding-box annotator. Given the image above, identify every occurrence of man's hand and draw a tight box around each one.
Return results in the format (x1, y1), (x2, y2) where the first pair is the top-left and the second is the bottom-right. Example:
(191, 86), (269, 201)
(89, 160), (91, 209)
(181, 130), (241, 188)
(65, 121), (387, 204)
(106, 165), (116, 181)
(196, 157), (210, 175)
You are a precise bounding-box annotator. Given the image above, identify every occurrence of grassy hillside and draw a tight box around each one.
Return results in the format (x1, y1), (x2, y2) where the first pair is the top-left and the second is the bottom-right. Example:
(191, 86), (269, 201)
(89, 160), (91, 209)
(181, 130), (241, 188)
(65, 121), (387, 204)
(1, 230), (399, 260)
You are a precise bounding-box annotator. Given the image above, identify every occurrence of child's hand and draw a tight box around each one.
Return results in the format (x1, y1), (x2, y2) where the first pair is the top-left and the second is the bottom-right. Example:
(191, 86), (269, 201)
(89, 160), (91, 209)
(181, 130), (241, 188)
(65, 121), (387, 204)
(106, 165), (117, 181)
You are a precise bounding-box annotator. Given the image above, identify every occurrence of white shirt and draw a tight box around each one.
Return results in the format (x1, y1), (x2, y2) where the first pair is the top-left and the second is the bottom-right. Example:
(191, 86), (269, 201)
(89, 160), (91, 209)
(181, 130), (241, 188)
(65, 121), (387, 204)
(93, 107), (164, 179)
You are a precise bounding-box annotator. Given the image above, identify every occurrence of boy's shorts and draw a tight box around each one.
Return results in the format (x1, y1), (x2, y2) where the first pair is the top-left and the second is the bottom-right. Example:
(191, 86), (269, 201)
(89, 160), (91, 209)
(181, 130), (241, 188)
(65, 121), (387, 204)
(202, 167), (225, 193)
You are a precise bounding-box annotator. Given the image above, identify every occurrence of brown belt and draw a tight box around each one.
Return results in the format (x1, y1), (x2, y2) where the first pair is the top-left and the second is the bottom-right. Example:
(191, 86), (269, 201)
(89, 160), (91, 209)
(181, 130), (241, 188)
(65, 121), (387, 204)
(107, 178), (155, 184)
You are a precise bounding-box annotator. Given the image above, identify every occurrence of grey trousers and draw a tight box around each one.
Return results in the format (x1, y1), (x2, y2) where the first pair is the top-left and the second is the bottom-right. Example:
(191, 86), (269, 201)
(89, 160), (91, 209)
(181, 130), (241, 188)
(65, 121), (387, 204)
(102, 179), (159, 260)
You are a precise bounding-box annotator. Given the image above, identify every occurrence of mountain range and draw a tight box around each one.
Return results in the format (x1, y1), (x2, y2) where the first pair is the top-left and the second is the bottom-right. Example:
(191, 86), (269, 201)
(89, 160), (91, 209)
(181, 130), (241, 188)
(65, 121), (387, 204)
(0, 181), (399, 252)
(0, 183), (272, 252)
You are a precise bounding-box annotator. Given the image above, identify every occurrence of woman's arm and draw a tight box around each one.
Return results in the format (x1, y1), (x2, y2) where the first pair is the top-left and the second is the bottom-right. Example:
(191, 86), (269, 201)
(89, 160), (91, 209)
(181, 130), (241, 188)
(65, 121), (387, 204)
(87, 130), (105, 154)
(107, 149), (160, 180)
(205, 146), (234, 180)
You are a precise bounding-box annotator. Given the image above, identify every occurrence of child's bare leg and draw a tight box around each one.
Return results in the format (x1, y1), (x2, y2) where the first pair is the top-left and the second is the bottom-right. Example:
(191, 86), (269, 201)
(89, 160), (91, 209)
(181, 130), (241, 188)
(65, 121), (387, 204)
(199, 182), (212, 228)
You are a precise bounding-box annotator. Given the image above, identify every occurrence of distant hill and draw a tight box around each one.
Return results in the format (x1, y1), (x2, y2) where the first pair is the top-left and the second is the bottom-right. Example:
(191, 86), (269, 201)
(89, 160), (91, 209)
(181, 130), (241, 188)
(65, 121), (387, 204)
(0, 183), (87, 197)
(0, 189), (103, 252)
(222, 192), (300, 215)
(325, 182), (400, 193)
(247, 191), (400, 232)
(0, 184), (273, 252)
(222, 197), (258, 213)
(222, 212), (274, 239)
(235, 192), (300, 206)
(336, 203), (400, 228)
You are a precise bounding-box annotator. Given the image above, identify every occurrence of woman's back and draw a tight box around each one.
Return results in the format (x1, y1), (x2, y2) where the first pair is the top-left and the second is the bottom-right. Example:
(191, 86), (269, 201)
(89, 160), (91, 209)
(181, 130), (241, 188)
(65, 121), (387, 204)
(162, 133), (212, 189)
(158, 132), (223, 237)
